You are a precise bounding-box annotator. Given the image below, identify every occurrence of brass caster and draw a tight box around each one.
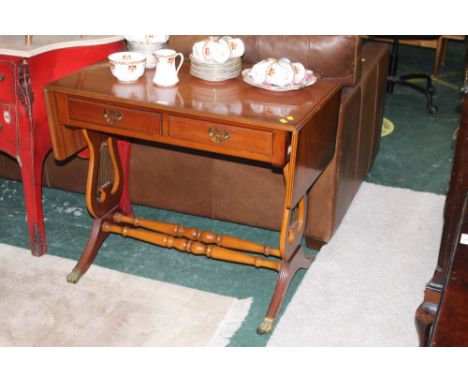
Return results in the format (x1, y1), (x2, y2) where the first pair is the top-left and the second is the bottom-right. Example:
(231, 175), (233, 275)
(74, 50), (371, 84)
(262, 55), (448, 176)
(256, 317), (274, 335)
(67, 268), (83, 284)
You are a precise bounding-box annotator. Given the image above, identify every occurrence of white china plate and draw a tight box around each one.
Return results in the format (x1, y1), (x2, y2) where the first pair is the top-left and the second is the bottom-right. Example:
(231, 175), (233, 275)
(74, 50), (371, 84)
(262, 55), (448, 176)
(190, 54), (241, 67)
(190, 69), (240, 82)
(190, 54), (242, 81)
(242, 68), (317, 92)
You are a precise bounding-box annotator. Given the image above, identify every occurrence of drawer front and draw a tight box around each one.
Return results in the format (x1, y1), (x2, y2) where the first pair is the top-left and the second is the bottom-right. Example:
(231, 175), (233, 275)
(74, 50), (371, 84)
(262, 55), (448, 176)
(0, 103), (18, 158)
(0, 60), (16, 103)
(167, 115), (274, 156)
(66, 98), (162, 138)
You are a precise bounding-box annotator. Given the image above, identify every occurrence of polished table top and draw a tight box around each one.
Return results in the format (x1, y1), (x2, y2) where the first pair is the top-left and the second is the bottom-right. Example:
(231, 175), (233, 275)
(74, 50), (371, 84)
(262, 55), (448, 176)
(46, 61), (338, 133)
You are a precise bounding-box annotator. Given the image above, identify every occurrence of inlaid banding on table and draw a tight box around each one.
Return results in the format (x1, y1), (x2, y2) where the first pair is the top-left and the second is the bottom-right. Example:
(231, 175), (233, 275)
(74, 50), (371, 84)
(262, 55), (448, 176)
(113, 212), (282, 258)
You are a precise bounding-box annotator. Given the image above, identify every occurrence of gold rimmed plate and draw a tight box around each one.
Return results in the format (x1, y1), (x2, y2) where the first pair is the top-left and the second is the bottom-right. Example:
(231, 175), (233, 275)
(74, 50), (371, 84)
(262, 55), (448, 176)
(190, 54), (242, 82)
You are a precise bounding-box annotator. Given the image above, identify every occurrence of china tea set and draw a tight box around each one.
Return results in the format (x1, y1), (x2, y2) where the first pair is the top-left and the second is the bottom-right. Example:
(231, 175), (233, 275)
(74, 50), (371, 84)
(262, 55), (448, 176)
(109, 36), (317, 91)
(109, 49), (184, 87)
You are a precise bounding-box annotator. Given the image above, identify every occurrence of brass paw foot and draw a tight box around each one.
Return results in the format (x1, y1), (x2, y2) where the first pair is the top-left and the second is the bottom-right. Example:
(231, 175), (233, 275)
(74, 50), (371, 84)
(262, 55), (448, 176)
(67, 268), (83, 284)
(256, 317), (274, 335)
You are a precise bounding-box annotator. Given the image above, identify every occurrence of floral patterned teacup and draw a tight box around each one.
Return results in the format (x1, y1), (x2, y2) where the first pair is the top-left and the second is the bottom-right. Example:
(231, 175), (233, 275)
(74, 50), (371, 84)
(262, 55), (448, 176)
(192, 36), (244, 64)
(202, 37), (231, 63)
(292, 62), (306, 84)
(250, 57), (307, 87)
(265, 61), (294, 87)
(220, 36), (245, 58)
(192, 40), (206, 61)
(250, 58), (277, 83)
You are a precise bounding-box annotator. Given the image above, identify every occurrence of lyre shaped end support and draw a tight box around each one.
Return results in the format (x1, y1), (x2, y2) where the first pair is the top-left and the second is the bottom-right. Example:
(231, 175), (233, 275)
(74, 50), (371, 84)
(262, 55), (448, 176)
(82, 130), (124, 218)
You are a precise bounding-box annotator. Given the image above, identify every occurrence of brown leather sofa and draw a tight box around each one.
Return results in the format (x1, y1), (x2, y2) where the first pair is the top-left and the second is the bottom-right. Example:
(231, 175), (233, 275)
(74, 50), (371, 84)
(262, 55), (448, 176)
(0, 36), (389, 248)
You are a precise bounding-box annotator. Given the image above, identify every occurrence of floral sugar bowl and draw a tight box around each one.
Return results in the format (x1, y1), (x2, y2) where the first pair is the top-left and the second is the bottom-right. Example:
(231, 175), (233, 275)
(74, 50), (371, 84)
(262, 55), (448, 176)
(108, 52), (147, 82)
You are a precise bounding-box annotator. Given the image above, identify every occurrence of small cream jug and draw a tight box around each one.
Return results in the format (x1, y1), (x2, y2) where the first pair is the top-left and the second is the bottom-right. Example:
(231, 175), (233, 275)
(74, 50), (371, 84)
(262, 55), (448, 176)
(152, 49), (184, 87)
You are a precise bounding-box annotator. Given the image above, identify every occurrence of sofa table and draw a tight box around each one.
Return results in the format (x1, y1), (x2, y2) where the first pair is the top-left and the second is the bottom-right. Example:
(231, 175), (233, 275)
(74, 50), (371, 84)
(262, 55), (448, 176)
(0, 35), (126, 256)
(44, 62), (341, 334)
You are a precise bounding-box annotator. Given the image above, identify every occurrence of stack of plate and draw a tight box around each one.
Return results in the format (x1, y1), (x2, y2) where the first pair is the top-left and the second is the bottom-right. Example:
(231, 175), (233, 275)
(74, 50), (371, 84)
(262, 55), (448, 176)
(190, 54), (242, 82)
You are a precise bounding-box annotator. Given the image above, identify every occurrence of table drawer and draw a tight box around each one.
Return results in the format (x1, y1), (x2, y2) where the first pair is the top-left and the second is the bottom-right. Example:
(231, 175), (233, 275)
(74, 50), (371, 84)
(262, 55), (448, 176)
(0, 103), (18, 158)
(0, 60), (16, 103)
(66, 97), (162, 138)
(167, 115), (274, 156)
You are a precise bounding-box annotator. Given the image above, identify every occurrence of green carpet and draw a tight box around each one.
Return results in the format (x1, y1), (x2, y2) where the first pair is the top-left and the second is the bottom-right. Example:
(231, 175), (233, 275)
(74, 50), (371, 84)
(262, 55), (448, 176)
(367, 42), (465, 194)
(0, 39), (465, 346)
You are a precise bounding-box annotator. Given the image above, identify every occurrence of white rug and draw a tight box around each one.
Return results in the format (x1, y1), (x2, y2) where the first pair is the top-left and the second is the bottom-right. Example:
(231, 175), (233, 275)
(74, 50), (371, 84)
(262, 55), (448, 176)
(268, 182), (445, 346)
(0, 243), (251, 346)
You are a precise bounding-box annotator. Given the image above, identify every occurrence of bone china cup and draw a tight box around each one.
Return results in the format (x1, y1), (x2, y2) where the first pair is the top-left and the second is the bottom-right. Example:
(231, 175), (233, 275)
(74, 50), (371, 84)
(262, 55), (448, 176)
(221, 36), (245, 58)
(212, 39), (232, 63)
(265, 61), (295, 87)
(202, 38), (220, 62)
(292, 62), (306, 84)
(250, 58), (276, 83)
(192, 40), (206, 61)
(108, 52), (147, 82)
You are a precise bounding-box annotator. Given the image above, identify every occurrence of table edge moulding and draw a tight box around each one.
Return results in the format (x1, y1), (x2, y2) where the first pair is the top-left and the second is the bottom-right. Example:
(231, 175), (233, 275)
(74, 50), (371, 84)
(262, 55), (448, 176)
(44, 62), (342, 334)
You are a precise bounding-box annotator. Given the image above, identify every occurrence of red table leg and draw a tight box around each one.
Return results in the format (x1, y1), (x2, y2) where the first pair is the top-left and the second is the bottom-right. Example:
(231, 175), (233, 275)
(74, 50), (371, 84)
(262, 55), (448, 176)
(18, 142), (49, 256)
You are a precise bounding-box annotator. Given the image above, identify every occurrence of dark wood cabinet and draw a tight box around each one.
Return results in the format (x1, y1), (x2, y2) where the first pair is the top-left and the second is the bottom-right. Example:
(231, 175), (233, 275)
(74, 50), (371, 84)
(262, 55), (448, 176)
(415, 37), (468, 346)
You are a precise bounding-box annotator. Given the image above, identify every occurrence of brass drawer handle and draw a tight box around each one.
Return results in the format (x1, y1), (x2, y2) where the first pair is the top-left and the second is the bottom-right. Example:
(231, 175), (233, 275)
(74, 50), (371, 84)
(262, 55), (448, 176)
(208, 126), (230, 144)
(0, 73), (5, 81)
(103, 109), (123, 125)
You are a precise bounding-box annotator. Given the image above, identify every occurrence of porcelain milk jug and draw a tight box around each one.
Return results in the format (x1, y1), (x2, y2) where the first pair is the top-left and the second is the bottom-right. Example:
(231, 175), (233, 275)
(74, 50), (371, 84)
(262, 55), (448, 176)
(153, 49), (184, 87)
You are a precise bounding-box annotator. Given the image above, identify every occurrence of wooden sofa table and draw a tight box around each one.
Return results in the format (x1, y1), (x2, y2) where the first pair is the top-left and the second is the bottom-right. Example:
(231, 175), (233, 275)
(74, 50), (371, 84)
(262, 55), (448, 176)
(44, 62), (341, 334)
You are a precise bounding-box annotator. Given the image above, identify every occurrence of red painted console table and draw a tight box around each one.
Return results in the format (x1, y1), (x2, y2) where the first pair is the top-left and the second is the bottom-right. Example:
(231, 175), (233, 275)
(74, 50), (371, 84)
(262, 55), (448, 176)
(0, 36), (125, 256)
